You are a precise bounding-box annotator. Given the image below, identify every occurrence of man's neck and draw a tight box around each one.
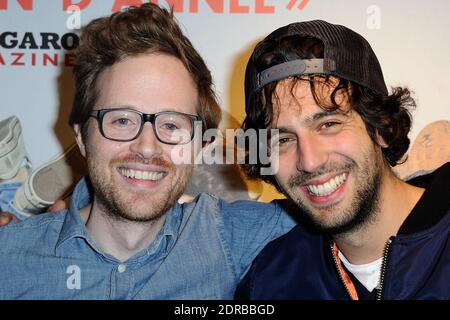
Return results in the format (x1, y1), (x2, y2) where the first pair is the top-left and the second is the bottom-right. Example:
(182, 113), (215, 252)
(335, 171), (425, 265)
(80, 203), (166, 262)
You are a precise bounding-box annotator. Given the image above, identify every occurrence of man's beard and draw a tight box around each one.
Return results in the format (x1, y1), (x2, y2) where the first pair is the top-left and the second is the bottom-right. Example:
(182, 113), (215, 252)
(284, 155), (382, 236)
(88, 153), (193, 223)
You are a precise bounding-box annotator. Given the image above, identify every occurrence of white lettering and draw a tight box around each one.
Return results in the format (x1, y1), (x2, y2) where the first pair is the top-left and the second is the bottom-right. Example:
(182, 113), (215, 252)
(66, 265), (81, 290)
(66, 5), (81, 30)
(367, 5), (381, 30)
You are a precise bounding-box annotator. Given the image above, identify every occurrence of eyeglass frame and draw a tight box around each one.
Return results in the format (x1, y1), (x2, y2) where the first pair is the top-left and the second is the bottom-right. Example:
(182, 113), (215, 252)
(89, 108), (202, 145)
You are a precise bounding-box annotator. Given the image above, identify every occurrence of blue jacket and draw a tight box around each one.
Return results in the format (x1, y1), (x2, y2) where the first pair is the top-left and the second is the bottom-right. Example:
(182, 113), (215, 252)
(236, 163), (450, 300)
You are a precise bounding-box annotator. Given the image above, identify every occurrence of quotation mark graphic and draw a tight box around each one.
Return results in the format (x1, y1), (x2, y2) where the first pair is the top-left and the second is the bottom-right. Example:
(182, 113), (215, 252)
(286, 0), (310, 11)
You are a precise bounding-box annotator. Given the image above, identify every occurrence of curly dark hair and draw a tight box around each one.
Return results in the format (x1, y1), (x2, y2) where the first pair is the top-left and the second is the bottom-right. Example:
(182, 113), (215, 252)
(241, 35), (415, 186)
(69, 3), (221, 135)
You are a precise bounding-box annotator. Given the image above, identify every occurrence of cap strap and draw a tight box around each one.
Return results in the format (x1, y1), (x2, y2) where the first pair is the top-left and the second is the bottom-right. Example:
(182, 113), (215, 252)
(256, 58), (324, 91)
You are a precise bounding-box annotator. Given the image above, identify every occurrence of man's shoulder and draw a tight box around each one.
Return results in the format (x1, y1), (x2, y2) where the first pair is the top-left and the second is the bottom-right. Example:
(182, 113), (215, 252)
(190, 192), (287, 219)
(182, 193), (296, 277)
(262, 223), (323, 251)
(184, 193), (296, 242)
(244, 223), (327, 279)
(0, 210), (67, 251)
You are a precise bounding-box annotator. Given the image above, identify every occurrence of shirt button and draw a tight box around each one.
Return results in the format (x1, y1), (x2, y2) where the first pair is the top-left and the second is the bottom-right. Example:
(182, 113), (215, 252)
(118, 264), (126, 273)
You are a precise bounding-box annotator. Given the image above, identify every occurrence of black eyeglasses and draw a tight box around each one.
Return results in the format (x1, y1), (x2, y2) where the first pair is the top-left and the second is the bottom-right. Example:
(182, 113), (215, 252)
(90, 108), (201, 145)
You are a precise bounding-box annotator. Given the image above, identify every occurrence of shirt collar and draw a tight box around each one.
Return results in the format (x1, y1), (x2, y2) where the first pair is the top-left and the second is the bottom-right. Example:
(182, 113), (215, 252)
(55, 177), (184, 258)
(55, 177), (93, 249)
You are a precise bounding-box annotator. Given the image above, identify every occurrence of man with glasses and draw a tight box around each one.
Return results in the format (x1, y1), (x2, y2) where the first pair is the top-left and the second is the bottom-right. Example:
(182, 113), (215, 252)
(0, 4), (295, 299)
(91, 109), (200, 145)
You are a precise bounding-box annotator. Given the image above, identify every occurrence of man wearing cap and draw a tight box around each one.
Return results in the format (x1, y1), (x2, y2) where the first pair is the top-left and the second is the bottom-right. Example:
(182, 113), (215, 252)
(236, 20), (450, 299)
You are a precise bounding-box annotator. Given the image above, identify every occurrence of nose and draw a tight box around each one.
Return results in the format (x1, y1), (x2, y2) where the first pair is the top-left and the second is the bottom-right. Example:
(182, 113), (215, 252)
(129, 123), (163, 159)
(296, 133), (329, 173)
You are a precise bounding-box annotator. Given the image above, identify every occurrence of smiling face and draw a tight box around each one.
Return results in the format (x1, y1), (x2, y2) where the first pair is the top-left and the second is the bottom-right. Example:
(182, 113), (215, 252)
(272, 78), (386, 235)
(74, 54), (198, 222)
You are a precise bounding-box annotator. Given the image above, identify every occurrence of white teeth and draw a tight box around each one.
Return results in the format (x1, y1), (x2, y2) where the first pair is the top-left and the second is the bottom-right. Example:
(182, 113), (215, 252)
(306, 173), (347, 197)
(119, 168), (165, 181)
(318, 184), (325, 195)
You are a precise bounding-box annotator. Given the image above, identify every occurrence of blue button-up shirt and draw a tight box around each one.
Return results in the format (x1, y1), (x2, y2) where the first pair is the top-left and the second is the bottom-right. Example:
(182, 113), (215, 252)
(0, 178), (295, 299)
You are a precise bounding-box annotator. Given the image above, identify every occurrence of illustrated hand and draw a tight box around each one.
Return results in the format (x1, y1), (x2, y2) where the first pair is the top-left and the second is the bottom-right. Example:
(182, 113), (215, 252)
(0, 212), (17, 227)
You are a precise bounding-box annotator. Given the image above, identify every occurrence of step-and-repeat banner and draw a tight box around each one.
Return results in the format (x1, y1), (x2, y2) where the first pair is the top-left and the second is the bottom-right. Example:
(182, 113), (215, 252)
(1, 0), (449, 199)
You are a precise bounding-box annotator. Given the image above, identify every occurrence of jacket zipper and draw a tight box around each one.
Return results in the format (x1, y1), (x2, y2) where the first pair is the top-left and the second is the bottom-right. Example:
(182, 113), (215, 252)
(330, 242), (354, 300)
(376, 237), (393, 300)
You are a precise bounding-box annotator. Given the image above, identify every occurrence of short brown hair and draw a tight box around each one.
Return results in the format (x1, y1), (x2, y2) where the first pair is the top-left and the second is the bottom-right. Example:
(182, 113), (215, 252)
(69, 3), (221, 134)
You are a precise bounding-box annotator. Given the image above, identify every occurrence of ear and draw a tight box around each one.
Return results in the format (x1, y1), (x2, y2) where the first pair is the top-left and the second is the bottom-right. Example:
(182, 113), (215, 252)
(375, 131), (388, 148)
(73, 124), (87, 157)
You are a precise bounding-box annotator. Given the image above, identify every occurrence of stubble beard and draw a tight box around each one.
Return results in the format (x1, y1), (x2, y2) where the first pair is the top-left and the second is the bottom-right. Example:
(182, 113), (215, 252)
(284, 153), (383, 237)
(88, 154), (193, 223)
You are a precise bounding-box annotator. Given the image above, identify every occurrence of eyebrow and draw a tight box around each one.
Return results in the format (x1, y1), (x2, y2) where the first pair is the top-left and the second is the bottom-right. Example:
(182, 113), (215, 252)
(275, 109), (348, 133)
(305, 109), (347, 124)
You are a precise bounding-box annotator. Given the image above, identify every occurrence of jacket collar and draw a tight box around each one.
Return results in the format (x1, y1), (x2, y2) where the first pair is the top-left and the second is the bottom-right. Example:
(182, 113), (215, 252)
(398, 162), (450, 235)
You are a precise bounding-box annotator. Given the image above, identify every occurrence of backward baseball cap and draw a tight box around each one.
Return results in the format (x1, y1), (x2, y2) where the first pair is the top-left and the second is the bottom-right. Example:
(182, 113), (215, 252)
(245, 20), (388, 112)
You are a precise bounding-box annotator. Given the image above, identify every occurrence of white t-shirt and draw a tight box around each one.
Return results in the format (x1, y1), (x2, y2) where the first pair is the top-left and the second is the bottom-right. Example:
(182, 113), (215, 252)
(338, 251), (383, 292)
